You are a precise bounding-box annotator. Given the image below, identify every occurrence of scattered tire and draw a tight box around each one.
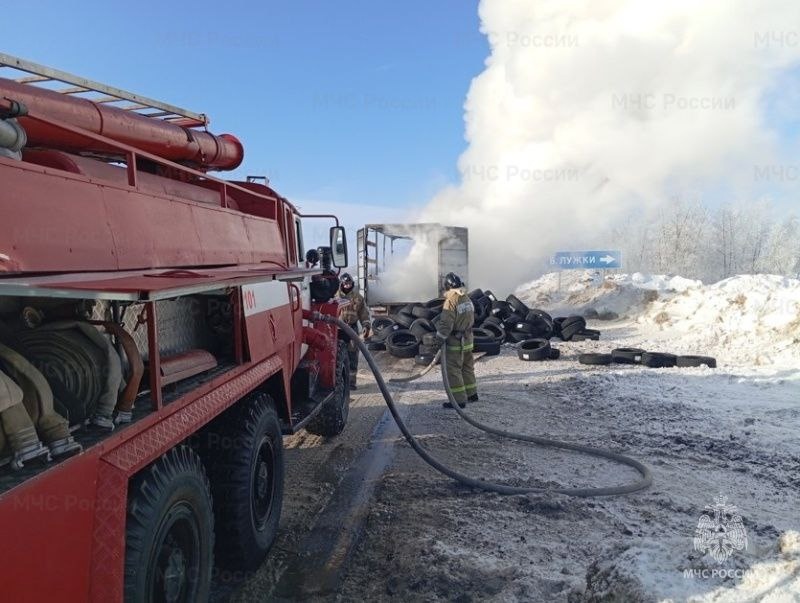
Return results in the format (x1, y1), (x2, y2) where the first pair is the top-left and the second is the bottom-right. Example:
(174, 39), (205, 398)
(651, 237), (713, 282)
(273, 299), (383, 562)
(506, 294), (528, 316)
(124, 446), (214, 602)
(411, 305), (436, 320)
(475, 339), (501, 355)
(641, 352), (678, 368)
(549, 347), (561, 360)
(415, 353), (436, 366)
(394, 312), (415, 329)
(424, 298), (445, 311)
(517, 338), (551, 361)
(559, 316), (587, 341)
(490, 300), (512, 319)
(571, 328), (600, 341)
(579, 353), (613, 366)
(371, 316), (394, 334)
(472, 327), (497, 344)
(480, 322), (505, 341)
(366, 341), (386, 351)
(385, 330), (419, 359)
(502, 314), (525, 329)
(410, 318), (435, 340)
(484, 290), (498, 302)
(201, 393), (285, 571)
(676, 355), (717, 368)
(468, 288), (484, 300)
(611, 348), (645, 365)
(553, 317), (567, 338)
(512, 321), (537, 335)
(506, 330), (530, 344)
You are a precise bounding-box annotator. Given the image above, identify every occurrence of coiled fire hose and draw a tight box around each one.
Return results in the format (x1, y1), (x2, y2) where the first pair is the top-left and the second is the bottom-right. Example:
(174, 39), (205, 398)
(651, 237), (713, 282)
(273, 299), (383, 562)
(318, 314), (652, 498)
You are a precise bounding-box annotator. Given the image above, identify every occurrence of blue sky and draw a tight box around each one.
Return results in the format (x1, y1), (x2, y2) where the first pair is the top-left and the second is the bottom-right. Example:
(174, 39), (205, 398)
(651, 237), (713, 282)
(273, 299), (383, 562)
(4, 0), (487, 211)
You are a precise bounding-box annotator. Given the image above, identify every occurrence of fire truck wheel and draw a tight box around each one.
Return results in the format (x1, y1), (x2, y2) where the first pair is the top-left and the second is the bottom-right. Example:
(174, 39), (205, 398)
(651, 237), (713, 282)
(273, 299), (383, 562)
(124, 446), (214, 603)
(306, 340), (351, 437)
(204, 393), (285, 570)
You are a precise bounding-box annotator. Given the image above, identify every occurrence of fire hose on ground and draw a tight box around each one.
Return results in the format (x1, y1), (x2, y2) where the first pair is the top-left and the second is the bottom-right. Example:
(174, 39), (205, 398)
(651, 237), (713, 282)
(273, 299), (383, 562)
(318, 314), (652, 498)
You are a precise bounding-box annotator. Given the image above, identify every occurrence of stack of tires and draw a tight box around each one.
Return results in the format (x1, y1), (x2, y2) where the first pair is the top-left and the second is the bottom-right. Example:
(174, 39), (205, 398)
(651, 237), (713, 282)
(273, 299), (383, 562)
(578, 348), (716, 368)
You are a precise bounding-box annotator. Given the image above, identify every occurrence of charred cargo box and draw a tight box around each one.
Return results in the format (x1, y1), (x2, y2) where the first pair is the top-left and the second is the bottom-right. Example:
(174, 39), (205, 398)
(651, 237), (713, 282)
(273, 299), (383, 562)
(356, 223), (468, 311)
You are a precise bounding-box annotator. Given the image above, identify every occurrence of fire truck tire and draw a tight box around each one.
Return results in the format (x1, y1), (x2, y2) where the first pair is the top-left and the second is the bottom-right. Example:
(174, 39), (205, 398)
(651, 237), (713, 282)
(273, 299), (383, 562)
(306, 340), (351, 436)
(124, 445), (214, 603)
(202, 392), (285, 570)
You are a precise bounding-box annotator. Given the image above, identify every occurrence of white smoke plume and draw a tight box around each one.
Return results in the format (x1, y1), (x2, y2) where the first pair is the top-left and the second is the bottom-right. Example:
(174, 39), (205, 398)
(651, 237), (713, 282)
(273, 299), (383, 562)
(420, 0), (800, 292)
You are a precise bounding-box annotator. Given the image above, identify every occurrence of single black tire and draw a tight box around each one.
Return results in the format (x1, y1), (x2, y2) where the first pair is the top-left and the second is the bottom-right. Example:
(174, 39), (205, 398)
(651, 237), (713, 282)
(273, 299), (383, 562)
(676, 355), (717, 368)
(480, 322), (505, 341)
(571, 328), (601, 342)
(549, 347), (561, 360)
(490, 301), (512, 319)
(411, 305), (436, 320)
(512, 321), (537, 335)
(472, 327), (497, 344)
(376, 322), (403, 342)
(506, 330), (530, 344)
(579, 353), (613, 366)
(483, 315), (504, 327)
(468, 288), (484, 300)
(418, 343), (439, 356)
(611, 348), (645, 365)
(641, 352), (678, 368)
(559, 316), (587, 341)
(424, 297), (445, 310)
(415, 353), (436, 366)
(475, 339), (501, 355)
(553, 317), (567, 338)
(506, 294), (528, 316)
(517, 338), (551, 361)
(371, 317), (395, 337)
(306, 340), (351, 435)
(410, 318), (436, 340)
(502, 313), (526, 329)
(201, 393), (285, 571)
(385, 330), (419, 358)
(393, 312), (415, 329)
(483, 289), (497, 302)
(367, 341), (386, 351)
(124, 446), (214, 603)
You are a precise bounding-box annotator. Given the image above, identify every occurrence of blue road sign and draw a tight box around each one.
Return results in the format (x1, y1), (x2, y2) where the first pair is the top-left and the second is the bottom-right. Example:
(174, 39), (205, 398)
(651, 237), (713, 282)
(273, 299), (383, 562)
(551, 250), (621, 269)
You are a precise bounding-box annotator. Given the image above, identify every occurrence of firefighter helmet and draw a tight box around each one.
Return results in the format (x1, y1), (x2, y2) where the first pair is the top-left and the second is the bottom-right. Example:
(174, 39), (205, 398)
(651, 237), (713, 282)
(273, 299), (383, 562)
(443, 272), (463, 291)
(340, 272), (355, 293)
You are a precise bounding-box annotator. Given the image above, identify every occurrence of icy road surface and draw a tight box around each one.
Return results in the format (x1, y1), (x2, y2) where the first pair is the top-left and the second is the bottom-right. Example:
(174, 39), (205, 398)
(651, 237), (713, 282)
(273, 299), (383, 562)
(235, 273), (800, 601)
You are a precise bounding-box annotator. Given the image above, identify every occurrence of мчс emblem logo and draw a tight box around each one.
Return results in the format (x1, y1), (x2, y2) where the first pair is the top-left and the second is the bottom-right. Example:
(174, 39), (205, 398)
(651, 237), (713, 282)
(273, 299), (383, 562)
(693, 495), (748, 563)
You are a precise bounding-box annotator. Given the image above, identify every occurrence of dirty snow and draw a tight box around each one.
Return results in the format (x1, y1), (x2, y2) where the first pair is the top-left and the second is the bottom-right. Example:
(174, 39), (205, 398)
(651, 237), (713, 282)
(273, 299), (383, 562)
(331, 273), (800, 602)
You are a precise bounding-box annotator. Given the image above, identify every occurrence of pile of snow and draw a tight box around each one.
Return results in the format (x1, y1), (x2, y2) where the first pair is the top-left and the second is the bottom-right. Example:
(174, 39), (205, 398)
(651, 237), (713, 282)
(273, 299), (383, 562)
(638, 275), (800, 367)
(514, 271), (800, 368)
(514, 270), (703, 318)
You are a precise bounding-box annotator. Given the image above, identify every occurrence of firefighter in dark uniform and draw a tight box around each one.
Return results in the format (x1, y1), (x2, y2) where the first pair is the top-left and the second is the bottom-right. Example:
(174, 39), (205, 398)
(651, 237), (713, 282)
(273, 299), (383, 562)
(336, 273), (371, 389)
(435, 272), (478, 408)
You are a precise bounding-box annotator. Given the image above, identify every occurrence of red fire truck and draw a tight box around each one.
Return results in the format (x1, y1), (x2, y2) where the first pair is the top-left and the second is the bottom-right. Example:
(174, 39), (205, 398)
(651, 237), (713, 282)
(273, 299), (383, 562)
(0, 54), (352, 602)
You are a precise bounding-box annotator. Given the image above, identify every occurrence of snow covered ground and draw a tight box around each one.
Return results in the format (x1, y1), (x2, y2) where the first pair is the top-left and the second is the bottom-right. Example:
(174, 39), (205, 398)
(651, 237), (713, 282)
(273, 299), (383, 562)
(334, 273), (800, 602)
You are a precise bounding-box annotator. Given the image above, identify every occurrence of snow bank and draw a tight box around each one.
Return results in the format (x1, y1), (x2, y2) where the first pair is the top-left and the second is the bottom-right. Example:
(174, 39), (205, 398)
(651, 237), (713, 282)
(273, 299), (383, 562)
(514, 271), (800, 367)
